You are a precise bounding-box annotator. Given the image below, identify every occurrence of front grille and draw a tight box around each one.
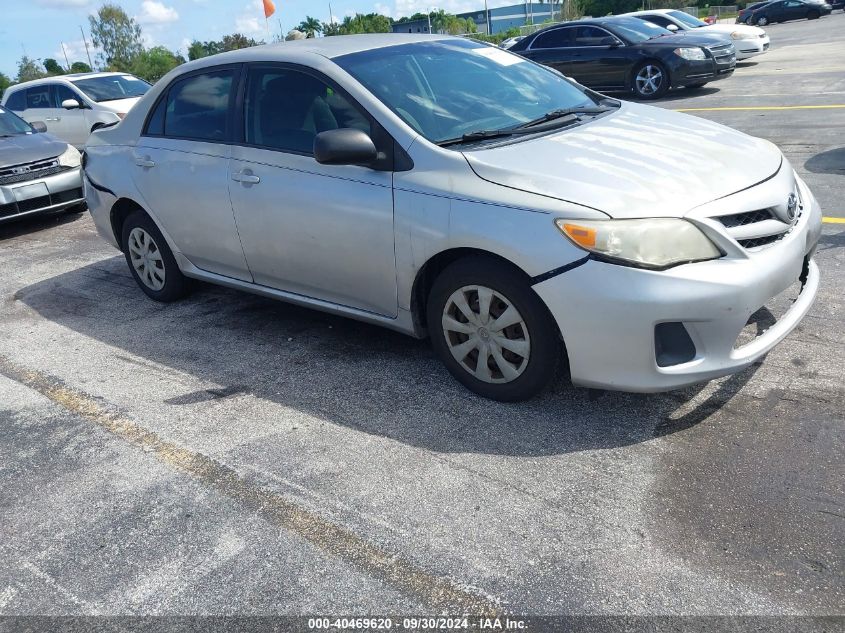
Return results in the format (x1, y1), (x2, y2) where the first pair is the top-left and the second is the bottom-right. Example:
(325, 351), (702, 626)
(708, 43), (736, 66)
(0, 158), (70, 186)
(737, 234), (786, 249)
(0, 187), (83, 220)
(718, 209), (774, 228)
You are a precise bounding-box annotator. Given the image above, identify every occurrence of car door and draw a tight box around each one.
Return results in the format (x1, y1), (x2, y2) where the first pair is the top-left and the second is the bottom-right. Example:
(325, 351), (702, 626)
(783, 0), (806, 18)
(566, 26), (630, 90)
(523, 26), (577, 76)
(52, 84), (91, 147)
(20, 85), (63, 136)
(228, 64), (397, 317)
(132, 65), (252, 282)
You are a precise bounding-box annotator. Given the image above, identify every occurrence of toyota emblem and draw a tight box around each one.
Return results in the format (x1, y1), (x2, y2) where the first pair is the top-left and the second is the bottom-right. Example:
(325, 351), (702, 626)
(786, 193), (798, 222)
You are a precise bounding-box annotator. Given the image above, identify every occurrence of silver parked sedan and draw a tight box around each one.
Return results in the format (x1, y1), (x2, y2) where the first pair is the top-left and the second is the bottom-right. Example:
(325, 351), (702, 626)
(83, 34), (822, 401)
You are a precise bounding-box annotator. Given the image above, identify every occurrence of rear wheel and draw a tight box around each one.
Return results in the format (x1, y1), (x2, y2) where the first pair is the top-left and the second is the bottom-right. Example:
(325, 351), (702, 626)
(427, 257), (561, 401)
(756, 15), (769, 25)
(121, 209), (190, 302)
(632, 60), (670, 99)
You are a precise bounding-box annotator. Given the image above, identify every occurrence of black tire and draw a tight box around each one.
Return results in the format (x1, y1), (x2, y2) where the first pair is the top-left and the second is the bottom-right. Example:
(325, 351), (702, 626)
(807, 9), (820, 18)
(686, 82), (708, 90)
(631, 60), (670, 100)
(427, 257), (561, 402)
(756, 15), (769, 25)
(121, 208), (190, 302)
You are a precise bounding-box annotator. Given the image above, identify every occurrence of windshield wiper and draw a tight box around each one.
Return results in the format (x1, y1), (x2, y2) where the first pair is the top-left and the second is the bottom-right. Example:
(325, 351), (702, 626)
(517, 106), (612, 129)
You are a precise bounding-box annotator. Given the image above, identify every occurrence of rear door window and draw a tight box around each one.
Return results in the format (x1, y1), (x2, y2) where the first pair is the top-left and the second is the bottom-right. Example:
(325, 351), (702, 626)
(25, 86), (54, 109)
(532, 27), (575, 49)
(161, 69), (236, 142)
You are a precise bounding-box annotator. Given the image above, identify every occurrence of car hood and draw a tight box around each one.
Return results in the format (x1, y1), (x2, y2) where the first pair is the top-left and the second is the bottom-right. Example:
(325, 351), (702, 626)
(0, 132), (67, 168)
(703, 23), (766, 36)
(637, 30), (730, 47)
(97, 97), (141, 113)
(462, 103), (782, 218)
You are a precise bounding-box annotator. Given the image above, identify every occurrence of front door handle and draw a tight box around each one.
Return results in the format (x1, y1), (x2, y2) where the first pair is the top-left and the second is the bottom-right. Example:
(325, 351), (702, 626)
(45, 117), (61, 122)
(134, 156), (156, 168)
(232, 171), (260, 184)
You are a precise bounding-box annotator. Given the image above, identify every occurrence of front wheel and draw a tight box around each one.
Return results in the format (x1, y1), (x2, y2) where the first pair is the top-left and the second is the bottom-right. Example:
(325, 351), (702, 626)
(807, 9), (820, 18)
(632, 61), (670, 99)
(427, 257), (561, 401)
(121, 209), (191, 302)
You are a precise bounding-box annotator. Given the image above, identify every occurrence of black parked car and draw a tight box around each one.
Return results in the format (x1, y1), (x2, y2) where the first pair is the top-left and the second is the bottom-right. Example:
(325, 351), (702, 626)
(510, 17), (736, 99)
(748, 0), (832, 24)
(737, 1), (773, 23)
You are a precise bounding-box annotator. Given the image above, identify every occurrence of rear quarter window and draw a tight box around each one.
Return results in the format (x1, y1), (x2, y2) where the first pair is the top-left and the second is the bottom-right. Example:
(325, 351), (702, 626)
(4, 89), (26, 112)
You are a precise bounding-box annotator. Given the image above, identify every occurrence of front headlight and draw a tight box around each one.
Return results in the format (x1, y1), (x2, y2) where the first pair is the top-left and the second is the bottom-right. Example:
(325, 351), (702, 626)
(57, 144), (81, 169)
(555, 218), (723, 270)
(674, 47), (707, 60)
(731, 30), (756, 39)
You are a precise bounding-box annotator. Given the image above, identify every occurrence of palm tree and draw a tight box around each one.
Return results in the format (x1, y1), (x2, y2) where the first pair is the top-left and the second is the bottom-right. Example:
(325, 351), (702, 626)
(297, 16), (323, 38)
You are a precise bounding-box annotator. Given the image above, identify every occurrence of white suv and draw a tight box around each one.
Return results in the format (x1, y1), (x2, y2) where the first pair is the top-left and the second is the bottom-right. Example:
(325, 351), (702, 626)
(2, 72), (151, 148)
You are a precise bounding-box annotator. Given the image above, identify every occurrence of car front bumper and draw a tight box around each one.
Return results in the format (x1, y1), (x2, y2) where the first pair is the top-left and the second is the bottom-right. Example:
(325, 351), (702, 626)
(0, 166), (84, 224)
(533, 185), (823, 393)
(674, 58), (736, 86)
(735, 35), (770, 59)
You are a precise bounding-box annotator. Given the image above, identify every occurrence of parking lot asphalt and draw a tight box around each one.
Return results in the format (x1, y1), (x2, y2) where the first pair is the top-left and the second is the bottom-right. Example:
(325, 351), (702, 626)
(0, 17), (843, 619)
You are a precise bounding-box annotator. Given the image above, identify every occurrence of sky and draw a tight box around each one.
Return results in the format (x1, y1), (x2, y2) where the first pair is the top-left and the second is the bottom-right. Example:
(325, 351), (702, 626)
(2, 0), (524, 78)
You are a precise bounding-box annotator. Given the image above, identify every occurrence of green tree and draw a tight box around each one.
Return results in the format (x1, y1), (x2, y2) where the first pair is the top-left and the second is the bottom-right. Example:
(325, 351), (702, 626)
(0, 73), (10, 99)
(187, 40), (222, 61)
(323, 21), (342, 36)
(16, 56), (47, 83)
(89, 3), (144, 71)
(336, 13), (391, 35)
(44, 58), (66, 75)
(220, 33), (263, 51)
(70, 61), (93, 73)
(297, 16), (323, 38)
(130, 46), (184, 83)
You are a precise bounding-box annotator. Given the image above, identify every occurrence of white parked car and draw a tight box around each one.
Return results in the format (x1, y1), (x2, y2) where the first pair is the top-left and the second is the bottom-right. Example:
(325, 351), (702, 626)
(624, 9), (770, 59)
(500, 36), (525, 49)
(2, 72), (151, 148)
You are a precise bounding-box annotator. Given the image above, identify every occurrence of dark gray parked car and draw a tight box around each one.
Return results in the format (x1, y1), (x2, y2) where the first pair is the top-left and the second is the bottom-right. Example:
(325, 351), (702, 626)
(0, 105), (85, 224)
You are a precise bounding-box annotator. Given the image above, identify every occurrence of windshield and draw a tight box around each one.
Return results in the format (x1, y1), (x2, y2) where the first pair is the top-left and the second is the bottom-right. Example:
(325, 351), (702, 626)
(335, 39), (599, 145)
(603, 17), (674, 42)
(667, 10), (709, 27)
(70, 75), (150, 103)
(0, 106), (34, 136)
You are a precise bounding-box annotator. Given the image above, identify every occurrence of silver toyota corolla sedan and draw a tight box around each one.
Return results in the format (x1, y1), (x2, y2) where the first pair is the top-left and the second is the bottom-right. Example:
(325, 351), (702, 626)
(83, 34), (822, 401)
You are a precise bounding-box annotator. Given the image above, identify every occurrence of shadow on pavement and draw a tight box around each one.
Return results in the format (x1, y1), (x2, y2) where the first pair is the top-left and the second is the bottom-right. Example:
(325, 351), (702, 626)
(805, 147), (845, 175)
(14, 257), (761, 457)
(0, 208), (85, 243)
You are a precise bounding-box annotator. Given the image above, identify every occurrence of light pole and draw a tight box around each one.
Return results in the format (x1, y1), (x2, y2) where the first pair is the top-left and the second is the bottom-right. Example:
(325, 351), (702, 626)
(484, 0), (490, 35)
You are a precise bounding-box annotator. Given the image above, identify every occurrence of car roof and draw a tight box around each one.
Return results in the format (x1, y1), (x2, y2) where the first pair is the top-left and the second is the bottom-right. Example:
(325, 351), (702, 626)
(8, 72), (136, 91)
(622, 9), (677, 15)
(201, 33), (453, 64)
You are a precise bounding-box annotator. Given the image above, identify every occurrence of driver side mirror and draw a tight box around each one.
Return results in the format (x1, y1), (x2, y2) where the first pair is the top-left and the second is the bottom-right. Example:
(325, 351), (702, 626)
(314, 128), (378, 166)
(62, 99), (82, 110)
(666, 23), (679, 31)
(30, 121), (48, 133)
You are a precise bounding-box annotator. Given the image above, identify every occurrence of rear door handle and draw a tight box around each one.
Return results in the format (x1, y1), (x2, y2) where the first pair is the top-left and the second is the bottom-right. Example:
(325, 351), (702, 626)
(45, 117), (61, 122)
(134, 156), (156, 168)
(232, 171), (260, 184)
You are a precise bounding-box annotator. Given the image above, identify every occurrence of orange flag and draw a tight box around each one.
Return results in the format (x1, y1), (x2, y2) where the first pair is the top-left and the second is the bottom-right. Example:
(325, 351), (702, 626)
(263, 0), (276, 18)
